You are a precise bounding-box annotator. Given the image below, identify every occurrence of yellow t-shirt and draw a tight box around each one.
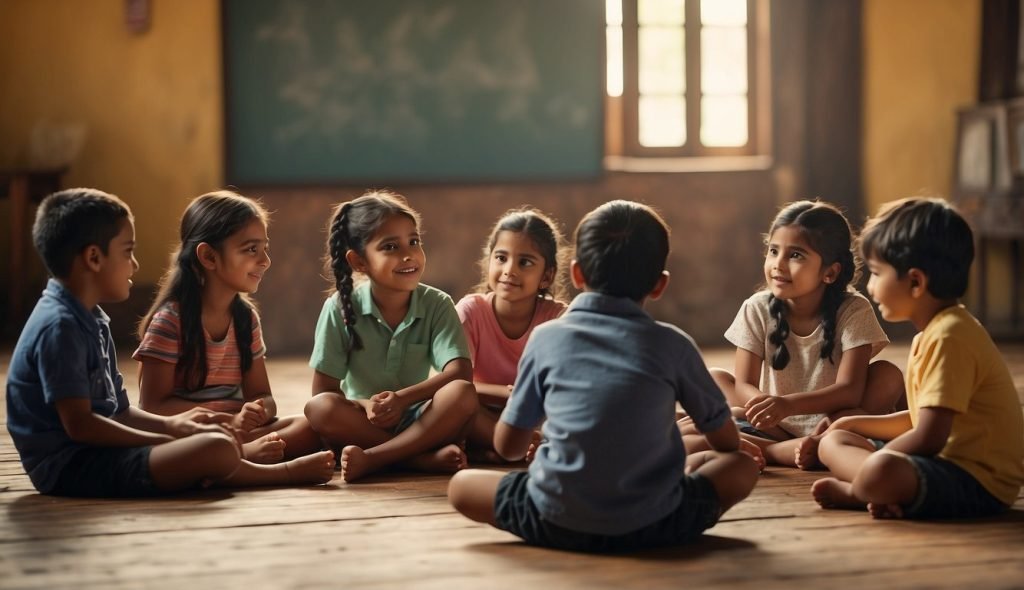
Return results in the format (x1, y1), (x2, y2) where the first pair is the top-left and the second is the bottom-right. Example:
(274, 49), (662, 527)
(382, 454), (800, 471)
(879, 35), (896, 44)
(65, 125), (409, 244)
(907, 305), (1024, 505)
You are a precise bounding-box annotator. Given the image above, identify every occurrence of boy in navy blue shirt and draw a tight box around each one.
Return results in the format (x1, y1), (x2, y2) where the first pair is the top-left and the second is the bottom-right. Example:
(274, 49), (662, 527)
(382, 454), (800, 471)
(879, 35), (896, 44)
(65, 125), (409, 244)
(6, 188), (334, 496)
(447, 200), (759, 552)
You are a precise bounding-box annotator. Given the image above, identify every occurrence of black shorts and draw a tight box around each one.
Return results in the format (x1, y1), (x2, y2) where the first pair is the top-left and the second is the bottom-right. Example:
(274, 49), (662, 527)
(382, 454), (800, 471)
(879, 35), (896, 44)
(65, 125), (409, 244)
(494, 470), (721, 553)
(50, 446), (160, 498)
(903, 455), (1008, 519)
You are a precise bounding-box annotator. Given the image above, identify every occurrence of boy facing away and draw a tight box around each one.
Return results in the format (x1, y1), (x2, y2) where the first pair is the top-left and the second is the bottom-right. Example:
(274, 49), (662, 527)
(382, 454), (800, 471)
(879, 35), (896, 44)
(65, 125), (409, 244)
(810, 197), (1024, 518)
(5, 188), (333, 497)
(447, 200), (759, 552)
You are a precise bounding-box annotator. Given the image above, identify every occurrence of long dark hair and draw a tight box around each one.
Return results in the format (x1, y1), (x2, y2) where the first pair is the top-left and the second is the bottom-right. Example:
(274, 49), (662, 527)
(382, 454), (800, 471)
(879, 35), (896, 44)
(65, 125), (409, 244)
(765, 200), (859, 370)
(472, 207), (568, 302)
(138, 190), (269, 391)
(324, 190), (422, 356)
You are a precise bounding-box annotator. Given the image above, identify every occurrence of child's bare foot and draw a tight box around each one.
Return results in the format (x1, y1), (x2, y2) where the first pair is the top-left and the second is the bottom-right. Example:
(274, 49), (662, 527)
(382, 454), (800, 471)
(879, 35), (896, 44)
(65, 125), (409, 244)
(466, 448), (505, 464)
(406, 444), (467, 474)
(340, 445), (373, 483)
(868, 502), (905, 519)
(243, 433), (287, 464)
(283, 450), (335, 485)
(739, 439), (766, 472)
(811, 477), (865, 510)
(795, 435), (823, 470)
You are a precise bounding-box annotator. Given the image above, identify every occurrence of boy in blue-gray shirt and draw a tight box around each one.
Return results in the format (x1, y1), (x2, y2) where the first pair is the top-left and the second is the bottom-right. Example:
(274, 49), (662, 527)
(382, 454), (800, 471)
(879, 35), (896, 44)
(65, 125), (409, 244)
(6, 188), (334, 497)
(447, 200), (759, 552)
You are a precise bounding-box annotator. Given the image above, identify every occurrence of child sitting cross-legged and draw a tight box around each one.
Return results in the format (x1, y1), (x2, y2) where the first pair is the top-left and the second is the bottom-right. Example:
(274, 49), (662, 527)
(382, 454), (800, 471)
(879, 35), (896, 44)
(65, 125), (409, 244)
(809, 197), (1024, 519)
(447, 200), (759, 552)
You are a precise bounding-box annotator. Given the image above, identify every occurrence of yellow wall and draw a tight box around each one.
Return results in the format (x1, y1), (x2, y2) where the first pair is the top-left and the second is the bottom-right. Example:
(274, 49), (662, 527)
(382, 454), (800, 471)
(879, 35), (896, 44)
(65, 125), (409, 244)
(863, 0), (1018, 319)
(0, 0), (222, 284)
(863, 0), (980, 212)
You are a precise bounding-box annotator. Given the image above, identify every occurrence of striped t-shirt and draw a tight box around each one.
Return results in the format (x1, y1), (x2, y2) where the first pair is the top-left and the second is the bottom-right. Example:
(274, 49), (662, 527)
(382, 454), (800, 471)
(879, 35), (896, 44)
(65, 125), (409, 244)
(132, 302), (266, 402)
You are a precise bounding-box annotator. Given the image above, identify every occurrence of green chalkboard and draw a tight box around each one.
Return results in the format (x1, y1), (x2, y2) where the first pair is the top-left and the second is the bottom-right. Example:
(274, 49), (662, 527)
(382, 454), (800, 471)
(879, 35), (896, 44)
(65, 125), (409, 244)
(223, 0), (605, 184)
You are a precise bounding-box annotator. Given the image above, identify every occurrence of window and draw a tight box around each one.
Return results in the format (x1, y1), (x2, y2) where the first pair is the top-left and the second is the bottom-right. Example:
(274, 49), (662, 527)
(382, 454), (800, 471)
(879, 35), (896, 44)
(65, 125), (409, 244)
(606, 0), (770, 161)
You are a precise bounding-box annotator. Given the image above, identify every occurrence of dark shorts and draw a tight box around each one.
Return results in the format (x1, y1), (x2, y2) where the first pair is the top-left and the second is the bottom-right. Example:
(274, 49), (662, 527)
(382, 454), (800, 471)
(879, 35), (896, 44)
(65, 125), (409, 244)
(50, 446), (160, 498)
(903, 455), (1008, 519)
(393, 400), (429, 434)
(735, 418), (782, 441)
(494, 470), (722, 553)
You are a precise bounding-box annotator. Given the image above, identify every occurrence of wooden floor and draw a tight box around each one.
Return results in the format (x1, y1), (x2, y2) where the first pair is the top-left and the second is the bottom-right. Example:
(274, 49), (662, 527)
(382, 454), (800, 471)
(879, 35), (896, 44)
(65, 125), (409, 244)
(2, 344), (1023, 589)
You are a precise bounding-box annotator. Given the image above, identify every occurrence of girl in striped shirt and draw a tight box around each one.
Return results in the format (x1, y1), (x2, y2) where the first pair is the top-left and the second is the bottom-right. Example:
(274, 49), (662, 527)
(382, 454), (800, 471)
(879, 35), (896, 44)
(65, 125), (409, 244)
(135, 191), (321, 463)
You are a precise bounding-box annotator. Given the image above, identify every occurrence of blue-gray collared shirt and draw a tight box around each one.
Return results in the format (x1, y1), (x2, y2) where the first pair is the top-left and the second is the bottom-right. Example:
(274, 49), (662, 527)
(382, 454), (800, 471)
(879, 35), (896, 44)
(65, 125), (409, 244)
(501, 292), (731, 535)
(6, 279), (130, 493)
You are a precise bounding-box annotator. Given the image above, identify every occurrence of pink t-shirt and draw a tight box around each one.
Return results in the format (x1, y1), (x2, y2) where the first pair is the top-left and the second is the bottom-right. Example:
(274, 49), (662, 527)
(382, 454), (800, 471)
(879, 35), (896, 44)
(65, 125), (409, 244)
(455, 292), (566, 386)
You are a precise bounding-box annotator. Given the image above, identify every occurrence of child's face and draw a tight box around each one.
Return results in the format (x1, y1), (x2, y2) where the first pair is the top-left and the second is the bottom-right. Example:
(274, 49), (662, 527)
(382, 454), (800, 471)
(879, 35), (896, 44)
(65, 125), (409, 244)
(763, 225), (833, 302)
(207, 218), (271, 294)
(96, 218), (139, 303)
(865, 256), (913, 322)
(354, 214), (424, 296)
(487, 230), (551, 305)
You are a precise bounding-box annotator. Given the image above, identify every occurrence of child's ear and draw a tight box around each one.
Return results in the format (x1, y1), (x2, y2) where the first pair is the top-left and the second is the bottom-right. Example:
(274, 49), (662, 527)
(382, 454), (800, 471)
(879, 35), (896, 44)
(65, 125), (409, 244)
(195, 243), (218, 270)
(907, 268), (927, 297)
(822, 261), (841, 285)
(82, 245), (104, 272)
(648, 271), (671, 301)
(569, 260), (586, 289)
(540, 266), (555, 290)
(345, 249), (367, 273)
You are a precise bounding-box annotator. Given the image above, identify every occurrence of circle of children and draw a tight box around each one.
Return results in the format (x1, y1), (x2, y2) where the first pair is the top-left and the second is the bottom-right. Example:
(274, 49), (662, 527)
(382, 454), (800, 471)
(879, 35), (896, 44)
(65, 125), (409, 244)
(7, 187), (1023, 553)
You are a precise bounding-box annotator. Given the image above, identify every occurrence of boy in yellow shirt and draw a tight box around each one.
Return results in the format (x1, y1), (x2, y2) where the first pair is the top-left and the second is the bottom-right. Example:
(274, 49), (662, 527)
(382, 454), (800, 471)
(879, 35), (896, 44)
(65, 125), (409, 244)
(809, 197), (1023, 518)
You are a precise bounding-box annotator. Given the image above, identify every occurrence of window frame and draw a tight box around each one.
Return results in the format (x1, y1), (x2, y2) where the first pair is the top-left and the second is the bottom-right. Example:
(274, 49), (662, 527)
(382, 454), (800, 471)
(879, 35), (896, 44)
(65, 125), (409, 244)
(617, 0), (770, 159)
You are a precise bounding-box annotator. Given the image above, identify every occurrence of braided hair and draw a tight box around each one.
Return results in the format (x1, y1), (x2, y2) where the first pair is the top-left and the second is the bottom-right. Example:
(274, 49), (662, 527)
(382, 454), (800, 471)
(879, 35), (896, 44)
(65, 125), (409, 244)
(472, 207), (569, 302)
(765, 200), (859, 370)
(138, 190), (268, 391)
(324, 190), (422, 357)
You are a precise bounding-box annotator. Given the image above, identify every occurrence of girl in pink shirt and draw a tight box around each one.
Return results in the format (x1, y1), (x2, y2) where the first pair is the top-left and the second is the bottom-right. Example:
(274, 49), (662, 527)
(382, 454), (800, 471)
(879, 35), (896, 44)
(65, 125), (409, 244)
(456, 208), (569, 461)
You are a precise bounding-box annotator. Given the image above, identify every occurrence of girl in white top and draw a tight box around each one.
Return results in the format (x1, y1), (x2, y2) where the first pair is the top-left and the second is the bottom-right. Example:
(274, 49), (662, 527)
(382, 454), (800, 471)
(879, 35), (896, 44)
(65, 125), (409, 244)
(683, 200), (904, 467)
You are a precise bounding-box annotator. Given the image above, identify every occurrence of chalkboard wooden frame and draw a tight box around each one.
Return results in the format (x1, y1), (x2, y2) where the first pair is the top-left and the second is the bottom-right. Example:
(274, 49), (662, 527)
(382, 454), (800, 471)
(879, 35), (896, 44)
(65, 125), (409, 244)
(222, 0), (606, 185)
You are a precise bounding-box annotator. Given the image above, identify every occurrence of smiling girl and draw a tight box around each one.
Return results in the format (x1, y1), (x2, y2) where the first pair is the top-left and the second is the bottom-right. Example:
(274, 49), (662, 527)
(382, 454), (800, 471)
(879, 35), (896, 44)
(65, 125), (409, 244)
(135, 191), (322, 464)
(680, 200), (904, 467)
(304, 190), (477, 482)
(456, 208), (568, 461)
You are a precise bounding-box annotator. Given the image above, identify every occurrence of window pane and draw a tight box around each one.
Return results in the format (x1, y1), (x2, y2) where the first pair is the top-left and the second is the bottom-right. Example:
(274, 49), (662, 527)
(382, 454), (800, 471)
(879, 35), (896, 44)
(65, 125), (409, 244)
(702, 95), (747, 146)
(639, 96), (686, 146)
(639, 28), (684, 94)
(639, 0), (684, 25)
(607, 27), (624, 96)
(606, 0), (623, 26)
(700, 0), (746, 26)
(702, 27), (747, 94)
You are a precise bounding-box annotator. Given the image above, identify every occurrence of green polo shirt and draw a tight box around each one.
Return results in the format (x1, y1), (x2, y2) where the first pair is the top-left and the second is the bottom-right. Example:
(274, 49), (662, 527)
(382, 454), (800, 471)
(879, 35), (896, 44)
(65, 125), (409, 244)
(309, 282), (469, 400)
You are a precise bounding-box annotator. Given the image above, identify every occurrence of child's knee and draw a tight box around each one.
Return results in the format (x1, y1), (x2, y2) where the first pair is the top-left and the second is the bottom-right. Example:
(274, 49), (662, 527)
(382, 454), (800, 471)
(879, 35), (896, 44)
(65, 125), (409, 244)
(304, 392), (341, 428)
(197, 432), (243, 477)
(853, 451), (917, 499)
(438, 380), (479, 416)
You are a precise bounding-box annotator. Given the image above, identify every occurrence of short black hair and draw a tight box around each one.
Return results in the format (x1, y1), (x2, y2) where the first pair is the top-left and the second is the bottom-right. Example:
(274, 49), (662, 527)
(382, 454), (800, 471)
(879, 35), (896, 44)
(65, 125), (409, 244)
(858, 197), (973, 299)
(32, 188), (132, 279)
(573, 200), (669, 301)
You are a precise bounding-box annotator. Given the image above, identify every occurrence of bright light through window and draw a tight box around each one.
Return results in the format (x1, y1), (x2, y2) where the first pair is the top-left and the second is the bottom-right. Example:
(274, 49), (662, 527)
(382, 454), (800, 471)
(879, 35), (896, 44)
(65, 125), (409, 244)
(607, 0), (623, 97)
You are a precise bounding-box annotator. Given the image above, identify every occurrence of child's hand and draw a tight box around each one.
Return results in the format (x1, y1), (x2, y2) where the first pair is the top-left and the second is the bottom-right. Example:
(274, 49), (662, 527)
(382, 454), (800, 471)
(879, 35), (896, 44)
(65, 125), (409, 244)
(232, 399), (268, 432)
(167, 408), (238, 443)
(745, 394), (792, 430)
(367, 391), (402, 428)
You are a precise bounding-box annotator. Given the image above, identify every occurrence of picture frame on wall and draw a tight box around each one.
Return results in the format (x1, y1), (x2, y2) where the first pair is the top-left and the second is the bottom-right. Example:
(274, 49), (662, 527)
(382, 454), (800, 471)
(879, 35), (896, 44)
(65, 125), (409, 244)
(954, 103), (1011, 195)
